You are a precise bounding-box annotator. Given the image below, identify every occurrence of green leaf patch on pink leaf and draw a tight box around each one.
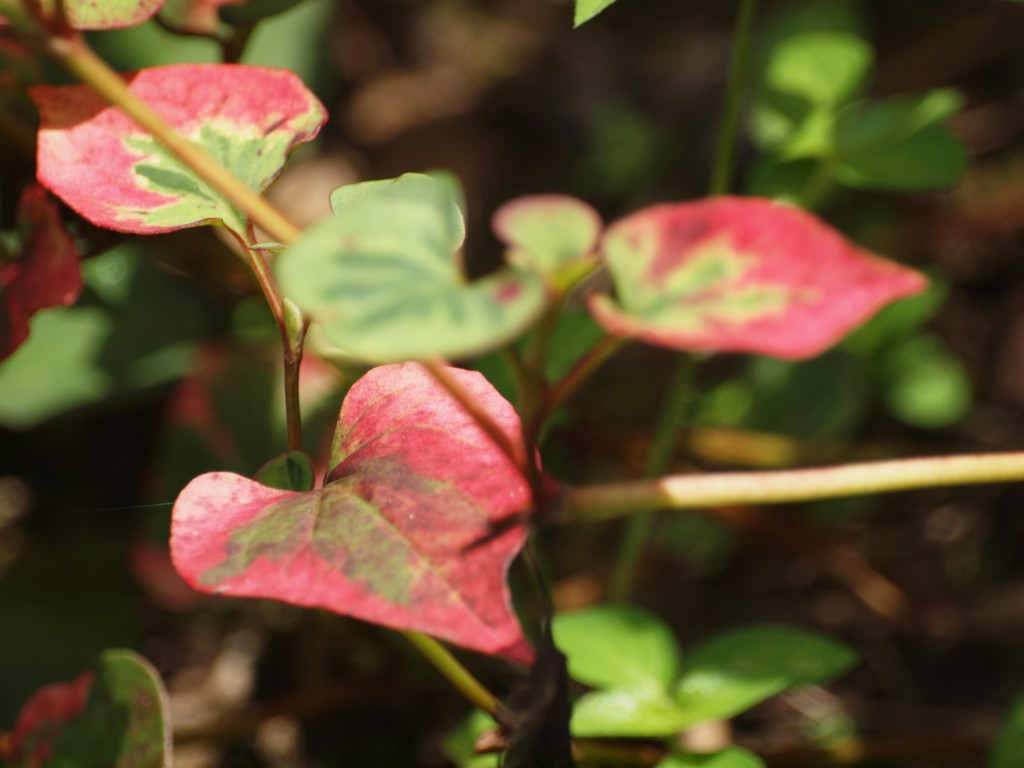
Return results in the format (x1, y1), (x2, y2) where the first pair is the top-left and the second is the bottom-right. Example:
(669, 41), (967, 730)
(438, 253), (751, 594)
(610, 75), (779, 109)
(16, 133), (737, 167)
(1, 184), (81, 361)
(171, 363), (533, 662)
(31, 64), (326, 240)
(5, 649), (170, 768)
(589, 197), (926, 359)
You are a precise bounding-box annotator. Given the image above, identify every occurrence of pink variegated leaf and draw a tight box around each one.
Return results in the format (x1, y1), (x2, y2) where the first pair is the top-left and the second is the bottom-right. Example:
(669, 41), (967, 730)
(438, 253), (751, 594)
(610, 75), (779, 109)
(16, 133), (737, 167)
(1, 184), (81, 360)
(171, 363), (533, 662)
(589, 197), (926, 359)
(31, 64), (326, 240)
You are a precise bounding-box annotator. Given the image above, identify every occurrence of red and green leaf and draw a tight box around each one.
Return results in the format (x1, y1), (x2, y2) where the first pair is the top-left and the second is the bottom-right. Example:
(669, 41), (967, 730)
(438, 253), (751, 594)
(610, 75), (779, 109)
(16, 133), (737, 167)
(171, 363), (533, 662)
(31, 64), (326, 240)
(1, 184), (81, 361)
(589, 197), (926, 359)
(5, 649), (170, 768)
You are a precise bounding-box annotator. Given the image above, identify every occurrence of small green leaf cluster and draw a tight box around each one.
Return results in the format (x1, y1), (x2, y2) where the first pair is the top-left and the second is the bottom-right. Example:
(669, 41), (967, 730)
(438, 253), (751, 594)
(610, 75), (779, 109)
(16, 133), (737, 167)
(748, 1), (968, 207)
(448, 605), (855, 767)
(553, 606), (854, 743)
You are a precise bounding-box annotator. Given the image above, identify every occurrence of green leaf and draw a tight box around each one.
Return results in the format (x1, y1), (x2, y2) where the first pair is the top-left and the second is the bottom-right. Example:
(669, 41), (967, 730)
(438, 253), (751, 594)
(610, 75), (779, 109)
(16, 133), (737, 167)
(570, 687), (689, 738)
(877, 334), (972, 429)
(254, 450), (315, 491)
(443, 710), (501, 768)
(835, 90), (967, 190)
(0, 306), (113, 428)
(278, 174), (547, 363)
(741, 350), (872, 440)
(673, 625), (856, 726)
(6, 649), (170, 768)
(991, 694), (1024, 768)
(745, 155), (834, 210)
(751, 0), (871, 149)
(657, 746), (765, 768)
(574, 0), (618, 27)
(552, 605), (681, 692)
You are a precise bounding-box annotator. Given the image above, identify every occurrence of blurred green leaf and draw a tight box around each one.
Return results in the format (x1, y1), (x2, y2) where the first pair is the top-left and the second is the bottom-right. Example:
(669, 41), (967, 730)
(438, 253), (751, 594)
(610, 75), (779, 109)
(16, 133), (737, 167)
(745, 155), (834, 208)
(741, 350), (872, 440)
(991, 695), (1024, 768)
(752, 0), (873, 150)
(574, 0), (618, 27)
(877, 334), (972, 429)
(835, 90), (967, 190)
(443, 710), (500, 768)
(553, 605), (681, 692)
(571, 687), (689, 738)
(0, 306), (112, 428)
(673, 625), (856, 724)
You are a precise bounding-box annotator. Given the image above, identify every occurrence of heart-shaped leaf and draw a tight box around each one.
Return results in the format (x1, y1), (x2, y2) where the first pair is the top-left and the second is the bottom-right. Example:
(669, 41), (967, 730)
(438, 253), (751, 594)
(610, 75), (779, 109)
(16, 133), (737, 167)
(277, 173), (546, 363)
(1, 184), (81, 361)
(31, 64), (326, 240)
(588, 197), (926, 360)
(5, 649), (171, 768)
(171, 363), (533, 662)
(492, 194), (602, 283)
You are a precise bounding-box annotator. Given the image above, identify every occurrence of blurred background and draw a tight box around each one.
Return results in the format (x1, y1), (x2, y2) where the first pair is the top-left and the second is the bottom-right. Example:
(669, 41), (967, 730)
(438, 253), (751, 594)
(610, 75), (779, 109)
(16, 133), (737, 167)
(2, 0), (1024, 765)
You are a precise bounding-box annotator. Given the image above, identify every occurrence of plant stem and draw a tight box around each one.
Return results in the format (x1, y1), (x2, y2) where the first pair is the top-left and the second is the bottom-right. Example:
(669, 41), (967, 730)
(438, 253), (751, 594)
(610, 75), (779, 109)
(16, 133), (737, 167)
(402, 631), (505, 719)
(567, 451), (1024, 521)
(708, 0), (759, 197)
(40, 34), (303, 247)
(608, 356), (696, 601)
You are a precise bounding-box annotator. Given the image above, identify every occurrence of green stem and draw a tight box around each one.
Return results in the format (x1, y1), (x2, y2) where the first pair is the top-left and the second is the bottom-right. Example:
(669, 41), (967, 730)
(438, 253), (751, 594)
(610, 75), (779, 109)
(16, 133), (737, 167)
(41, 33), (303, 247)
(402, 631), (505, 719)
(708, 0), (759, 197)
(568, 451), (1024, 521)
(608, 356), (696, 601)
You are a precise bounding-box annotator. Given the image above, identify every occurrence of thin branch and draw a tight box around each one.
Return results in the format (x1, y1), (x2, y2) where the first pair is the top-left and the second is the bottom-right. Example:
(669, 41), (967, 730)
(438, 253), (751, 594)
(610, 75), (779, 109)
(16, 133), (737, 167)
(567, 452), (1024, 521)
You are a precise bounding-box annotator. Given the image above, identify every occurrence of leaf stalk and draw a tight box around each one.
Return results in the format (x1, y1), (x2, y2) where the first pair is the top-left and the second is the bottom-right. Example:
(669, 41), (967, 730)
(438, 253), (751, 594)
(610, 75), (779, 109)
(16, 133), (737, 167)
(568, 451), (1024, 521)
